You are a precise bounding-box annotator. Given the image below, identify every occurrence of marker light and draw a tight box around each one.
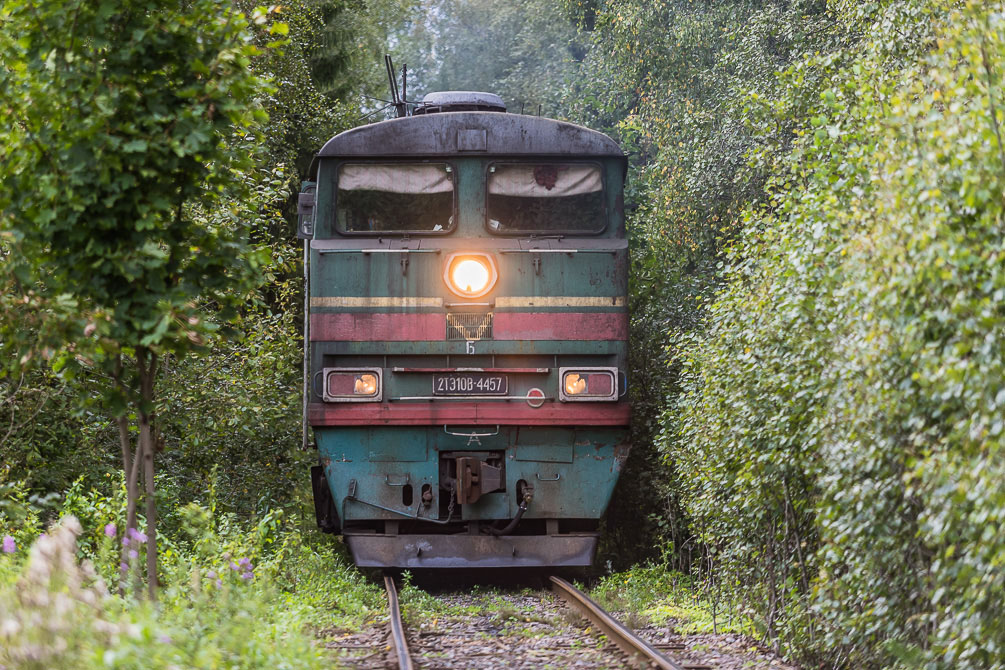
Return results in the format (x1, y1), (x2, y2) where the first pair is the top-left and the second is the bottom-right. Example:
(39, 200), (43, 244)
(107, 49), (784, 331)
(323, 368), (382, 402)
(443, 252), (498, 299)
(558, 367), (618, 402)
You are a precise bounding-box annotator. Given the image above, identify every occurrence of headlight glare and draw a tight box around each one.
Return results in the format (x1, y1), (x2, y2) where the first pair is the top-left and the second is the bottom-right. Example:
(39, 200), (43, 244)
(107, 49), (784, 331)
(354, 373), (377, 395)
(565, 373), (586, 395)
(451, 259), (490, 294)
(443, 252), (498, 298)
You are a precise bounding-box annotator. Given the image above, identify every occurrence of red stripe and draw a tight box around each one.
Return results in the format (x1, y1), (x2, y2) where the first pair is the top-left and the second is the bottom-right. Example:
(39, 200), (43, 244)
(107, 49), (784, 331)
(392, 368), (549, 373)
(310, 311), (627, 342)
(308, 401), (630, 426)
(494, 312), (627, 341)
(310, 313), (445, 341)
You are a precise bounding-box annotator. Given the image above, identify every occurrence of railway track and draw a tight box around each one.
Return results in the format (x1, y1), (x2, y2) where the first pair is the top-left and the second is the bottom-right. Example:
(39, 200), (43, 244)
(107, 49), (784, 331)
(385, 575), (414, 670)
(377, 574), (704, 670)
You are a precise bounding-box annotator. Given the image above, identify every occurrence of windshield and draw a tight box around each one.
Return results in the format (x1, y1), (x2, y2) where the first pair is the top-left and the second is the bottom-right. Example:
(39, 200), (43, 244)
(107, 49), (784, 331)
(336, 163), (454, 233)
(486, 163), (606, 234)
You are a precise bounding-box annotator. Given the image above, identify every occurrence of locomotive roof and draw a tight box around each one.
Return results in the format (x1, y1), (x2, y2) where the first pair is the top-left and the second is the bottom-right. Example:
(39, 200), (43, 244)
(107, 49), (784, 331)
(313, 112), (624, 169)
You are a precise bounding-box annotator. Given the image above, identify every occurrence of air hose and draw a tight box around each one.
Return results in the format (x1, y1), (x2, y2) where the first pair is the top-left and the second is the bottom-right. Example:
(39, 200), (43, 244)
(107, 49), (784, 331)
(486, 488), (533, 536)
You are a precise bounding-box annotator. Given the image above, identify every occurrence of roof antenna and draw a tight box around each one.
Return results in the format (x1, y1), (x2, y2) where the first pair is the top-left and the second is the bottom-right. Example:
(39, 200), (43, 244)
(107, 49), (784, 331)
(401, 63), (408, 113)
(384, 55), (407, 118)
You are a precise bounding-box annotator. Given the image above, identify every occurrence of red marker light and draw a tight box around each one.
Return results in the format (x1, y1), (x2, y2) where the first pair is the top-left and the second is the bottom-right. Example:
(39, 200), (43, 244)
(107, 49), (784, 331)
(526, 387), (545, 408)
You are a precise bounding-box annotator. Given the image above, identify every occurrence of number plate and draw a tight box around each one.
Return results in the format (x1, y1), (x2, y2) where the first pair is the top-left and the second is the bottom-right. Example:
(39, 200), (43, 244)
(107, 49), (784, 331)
(432, 373), (508, 396)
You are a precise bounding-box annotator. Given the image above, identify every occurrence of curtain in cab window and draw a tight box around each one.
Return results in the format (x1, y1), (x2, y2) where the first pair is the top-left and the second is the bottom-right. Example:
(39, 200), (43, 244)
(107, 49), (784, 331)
(337, 164), (454, 233)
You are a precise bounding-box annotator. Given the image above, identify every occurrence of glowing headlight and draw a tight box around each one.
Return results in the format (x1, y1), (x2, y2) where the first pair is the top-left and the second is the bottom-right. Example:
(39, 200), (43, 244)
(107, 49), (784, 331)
(559, 367), (618, 402)
(323, 368), (382, 402)
(354, 374), (377, 395)
(443, 252), (498, 298)
(565, 373), (587, 395)
(452, 259), (490, 294)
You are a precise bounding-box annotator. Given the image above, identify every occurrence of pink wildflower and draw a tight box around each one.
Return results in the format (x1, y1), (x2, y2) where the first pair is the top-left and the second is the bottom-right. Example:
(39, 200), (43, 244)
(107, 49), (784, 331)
(104, 523), (117, 538)
(2, 535), (14, 554)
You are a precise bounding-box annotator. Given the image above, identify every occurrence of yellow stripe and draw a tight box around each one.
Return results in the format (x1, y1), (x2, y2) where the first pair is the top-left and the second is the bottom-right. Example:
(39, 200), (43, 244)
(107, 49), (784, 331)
(495, 296), (626, 307)
(311, 297), (443, 308)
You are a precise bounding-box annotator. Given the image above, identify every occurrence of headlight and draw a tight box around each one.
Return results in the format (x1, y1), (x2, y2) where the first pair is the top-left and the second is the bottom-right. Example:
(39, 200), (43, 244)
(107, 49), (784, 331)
(323, 368), (382, 402)
(443, 252), (498, 298)
(565, 373), (587, 395)
(452, 259), (490, 294)
(558, 367), (618, 402)
(354, 374), (377, 395)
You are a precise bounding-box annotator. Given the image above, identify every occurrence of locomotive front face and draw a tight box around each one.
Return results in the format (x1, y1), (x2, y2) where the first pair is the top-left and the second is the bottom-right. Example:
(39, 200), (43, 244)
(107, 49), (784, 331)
(304, 110), (629, 568)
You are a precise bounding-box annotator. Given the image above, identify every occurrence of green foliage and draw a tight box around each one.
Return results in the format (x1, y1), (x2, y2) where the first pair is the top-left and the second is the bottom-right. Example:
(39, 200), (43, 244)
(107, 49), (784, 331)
(569, 0), (836, 569)
(0, 485), (383, 669)
(0, 0), (292, 598)
(154, 307), (307, 517)
(672, 0), (1005, 666)
(235, 0), (381, 176)
(0, 0), (272, 390)
(393, 0), (587, 116)
(306, 0), (418, 102)
(590, 562), (745, 634)
(0, 0), (408, 526)
(0, 369), (116, 493)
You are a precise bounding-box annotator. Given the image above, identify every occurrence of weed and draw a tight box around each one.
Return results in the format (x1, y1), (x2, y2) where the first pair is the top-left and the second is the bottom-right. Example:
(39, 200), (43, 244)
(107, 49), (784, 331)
(562, 608), (586, 627)
(589, 563), (747, 635)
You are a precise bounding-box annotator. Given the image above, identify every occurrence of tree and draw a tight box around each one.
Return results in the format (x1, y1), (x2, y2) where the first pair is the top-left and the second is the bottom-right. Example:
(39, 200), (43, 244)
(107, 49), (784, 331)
(0, 0), (278, 598)
(392, 0), (586, 117)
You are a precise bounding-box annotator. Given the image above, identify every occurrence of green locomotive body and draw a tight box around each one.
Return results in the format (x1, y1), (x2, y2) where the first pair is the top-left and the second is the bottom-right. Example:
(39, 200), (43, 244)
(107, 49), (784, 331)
(302, 94), (629, 568)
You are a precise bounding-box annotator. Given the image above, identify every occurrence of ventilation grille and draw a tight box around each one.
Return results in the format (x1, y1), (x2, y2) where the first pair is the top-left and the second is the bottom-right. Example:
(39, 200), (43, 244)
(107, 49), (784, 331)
(446, 312), (493, 340)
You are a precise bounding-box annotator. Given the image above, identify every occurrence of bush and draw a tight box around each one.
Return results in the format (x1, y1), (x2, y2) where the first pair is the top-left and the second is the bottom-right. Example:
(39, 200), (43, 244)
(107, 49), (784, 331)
(0, 484), (383, 670)
(671, 1), (1005, 667)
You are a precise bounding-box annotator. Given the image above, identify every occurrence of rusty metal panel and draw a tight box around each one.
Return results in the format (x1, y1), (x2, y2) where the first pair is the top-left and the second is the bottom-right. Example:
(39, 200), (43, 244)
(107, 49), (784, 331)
(513, 427), (574, 463)
(317, 113), (623, 160)
(345, 533), (598, 568)
(514, 444), (574, 463)
(457, 129), (487, 152)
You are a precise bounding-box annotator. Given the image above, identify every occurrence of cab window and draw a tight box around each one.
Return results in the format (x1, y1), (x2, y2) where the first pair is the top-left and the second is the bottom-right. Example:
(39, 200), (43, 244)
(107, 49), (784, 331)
(486, 163), (605, 234)
(336, 163), (454, 233)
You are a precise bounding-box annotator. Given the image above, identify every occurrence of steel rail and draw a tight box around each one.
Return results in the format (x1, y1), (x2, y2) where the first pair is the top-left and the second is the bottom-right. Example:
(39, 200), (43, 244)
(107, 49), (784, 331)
(550, 575), (685, 670)
(384, 575), (415, 670)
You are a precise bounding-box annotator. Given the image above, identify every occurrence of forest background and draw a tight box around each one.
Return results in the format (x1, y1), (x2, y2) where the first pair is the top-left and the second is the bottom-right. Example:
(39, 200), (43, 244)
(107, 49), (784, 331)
(1, 0), (1004, 669)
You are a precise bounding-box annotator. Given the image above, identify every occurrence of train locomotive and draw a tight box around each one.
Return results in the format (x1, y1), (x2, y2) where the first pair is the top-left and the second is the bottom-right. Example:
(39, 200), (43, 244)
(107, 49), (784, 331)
(299, 90), (630, 568)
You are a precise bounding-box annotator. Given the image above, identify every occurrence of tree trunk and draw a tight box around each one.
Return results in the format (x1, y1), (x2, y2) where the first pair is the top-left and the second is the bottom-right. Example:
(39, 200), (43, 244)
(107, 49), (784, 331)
(138, 347), (159, 601)
(141, 414), (156, 601)
(114, 353), (145, 597)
